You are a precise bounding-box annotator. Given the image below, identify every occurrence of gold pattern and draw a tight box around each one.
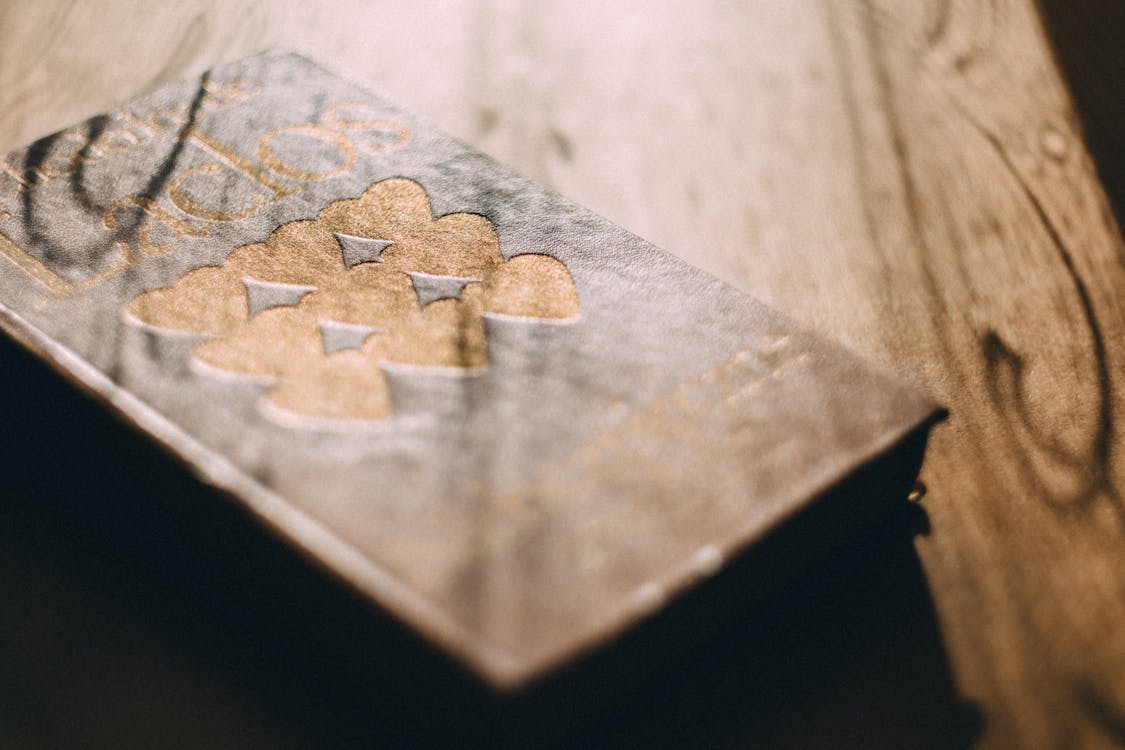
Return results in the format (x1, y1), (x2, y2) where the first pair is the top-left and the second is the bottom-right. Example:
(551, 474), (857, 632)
(0, 88), (415, 300)
(186, 127), (299, 205)
(104, 195), (212, 256)
(126, 178), (581, 427)
(256, 125), (357, 181)
(0, 229), (74, 296)
(169, 163), (267, 222)
(322, 101), (412, 153)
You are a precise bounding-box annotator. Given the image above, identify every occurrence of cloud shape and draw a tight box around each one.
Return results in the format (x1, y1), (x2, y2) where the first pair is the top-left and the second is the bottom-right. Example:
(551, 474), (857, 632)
(126, 178), (580, 427)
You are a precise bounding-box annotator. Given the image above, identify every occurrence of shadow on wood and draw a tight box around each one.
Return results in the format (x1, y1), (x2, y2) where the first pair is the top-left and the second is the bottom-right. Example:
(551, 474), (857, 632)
(1037, 1), (1125, 235)
(0, 332), (979, 749)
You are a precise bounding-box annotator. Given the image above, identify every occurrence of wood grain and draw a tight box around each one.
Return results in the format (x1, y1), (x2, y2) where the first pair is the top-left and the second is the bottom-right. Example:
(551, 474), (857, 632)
(2, 1), (1124, 747)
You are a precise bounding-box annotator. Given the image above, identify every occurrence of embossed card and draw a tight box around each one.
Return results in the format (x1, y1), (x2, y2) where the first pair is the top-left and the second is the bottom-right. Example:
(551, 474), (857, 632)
(0, 51), (939, 688)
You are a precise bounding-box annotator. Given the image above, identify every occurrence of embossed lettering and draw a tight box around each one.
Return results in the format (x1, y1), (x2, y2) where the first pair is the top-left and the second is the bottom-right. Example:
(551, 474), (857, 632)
(169, 163), (267, 222)
(257, 125), (356, 181)
(0, 160), (31, 196)
(103, 195), (211, 257)
(0, 229), (74, 297)
(5, 87), (418, 302)
(187, 127), (299, 203)
(322, 101), (411, 154)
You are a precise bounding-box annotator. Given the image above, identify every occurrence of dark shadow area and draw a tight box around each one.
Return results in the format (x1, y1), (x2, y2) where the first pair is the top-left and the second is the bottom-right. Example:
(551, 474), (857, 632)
(14, 73), (207, 277)
(0, 332), (979, 749)
(1037, 1), (1125, 239)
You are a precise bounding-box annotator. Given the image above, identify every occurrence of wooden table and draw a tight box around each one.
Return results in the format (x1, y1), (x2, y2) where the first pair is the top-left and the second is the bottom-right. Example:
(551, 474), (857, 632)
(2, 2), (1123, 748)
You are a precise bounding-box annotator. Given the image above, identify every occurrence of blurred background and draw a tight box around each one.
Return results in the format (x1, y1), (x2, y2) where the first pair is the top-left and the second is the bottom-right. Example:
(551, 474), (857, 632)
(3, 2), (1125, 748)
(0, 1), (897, 348)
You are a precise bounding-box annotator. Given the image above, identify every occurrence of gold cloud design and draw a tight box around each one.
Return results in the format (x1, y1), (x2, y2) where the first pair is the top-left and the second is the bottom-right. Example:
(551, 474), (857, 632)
(125, 178), (580, 427)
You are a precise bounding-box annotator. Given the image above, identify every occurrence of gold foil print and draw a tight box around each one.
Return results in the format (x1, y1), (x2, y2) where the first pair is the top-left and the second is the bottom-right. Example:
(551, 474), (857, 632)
(125, 178), (580, 427)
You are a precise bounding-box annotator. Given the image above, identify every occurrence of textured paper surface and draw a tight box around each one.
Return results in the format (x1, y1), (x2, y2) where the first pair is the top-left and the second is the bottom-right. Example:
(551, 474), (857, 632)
(0, 51), (938, 686)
